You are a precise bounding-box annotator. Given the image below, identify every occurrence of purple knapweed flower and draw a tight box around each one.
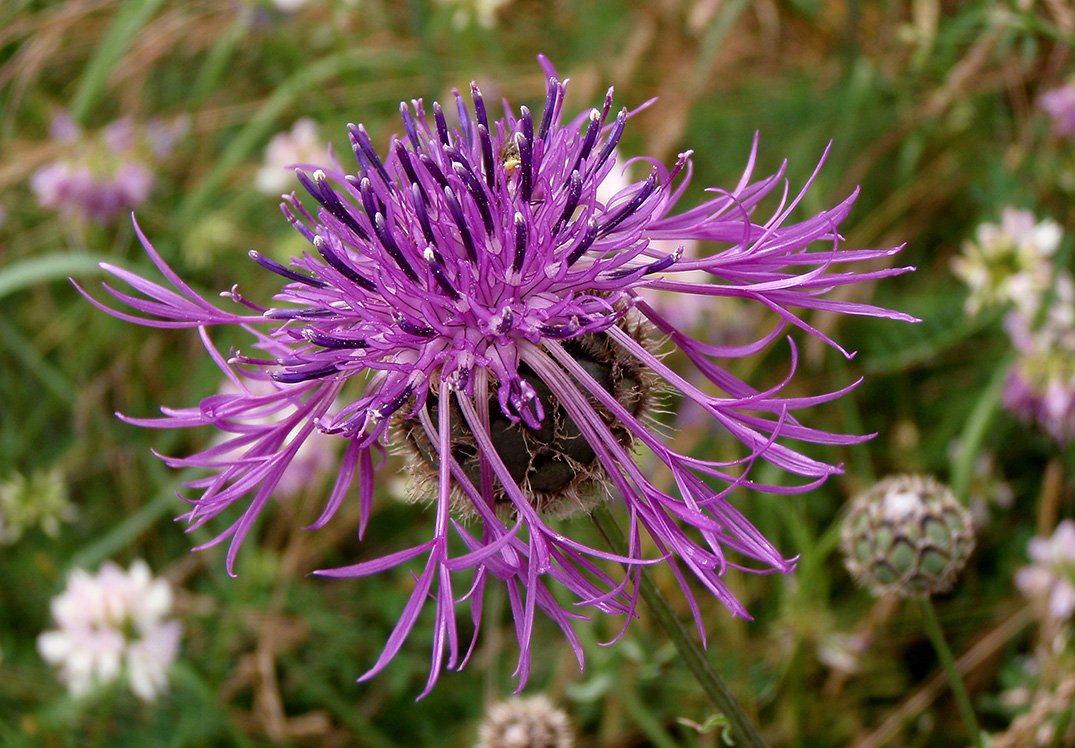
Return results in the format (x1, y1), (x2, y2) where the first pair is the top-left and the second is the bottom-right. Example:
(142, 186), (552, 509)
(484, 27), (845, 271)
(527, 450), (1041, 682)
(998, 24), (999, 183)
(78, 57), (913, 693)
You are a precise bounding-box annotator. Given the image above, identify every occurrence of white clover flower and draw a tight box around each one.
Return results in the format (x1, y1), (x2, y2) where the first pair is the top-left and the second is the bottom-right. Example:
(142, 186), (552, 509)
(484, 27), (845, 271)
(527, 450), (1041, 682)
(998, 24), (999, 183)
(29, 111), (184, 225)
(1003, 273), (1075, 443)
(256, 118), (332, 195)
(1016, 520), (1075, 621)
(952, 208), (1062, 317)
(1041, 81), (1075, 138)
(434, 0), (511, 29)
(817, 632), (866, 675)
(272, 0), (309, 11)
(37, 560), (182, 701)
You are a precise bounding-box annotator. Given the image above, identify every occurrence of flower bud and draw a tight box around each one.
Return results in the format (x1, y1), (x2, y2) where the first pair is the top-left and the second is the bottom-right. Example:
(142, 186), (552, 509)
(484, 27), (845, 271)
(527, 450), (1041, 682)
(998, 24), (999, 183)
(476, 695), (574, 748)
(841, 475), (975, 597)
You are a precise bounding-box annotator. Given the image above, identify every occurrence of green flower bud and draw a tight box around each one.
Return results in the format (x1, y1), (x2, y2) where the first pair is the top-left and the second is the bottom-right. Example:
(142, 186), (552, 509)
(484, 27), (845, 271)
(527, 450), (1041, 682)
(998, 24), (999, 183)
(0, 469), (75, 545)
(841, 474), (975, 598)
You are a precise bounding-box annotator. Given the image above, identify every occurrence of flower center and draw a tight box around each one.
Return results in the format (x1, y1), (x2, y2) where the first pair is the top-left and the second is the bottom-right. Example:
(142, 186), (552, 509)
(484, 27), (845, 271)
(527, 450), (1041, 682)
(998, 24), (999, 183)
(398, 321), (655, 519)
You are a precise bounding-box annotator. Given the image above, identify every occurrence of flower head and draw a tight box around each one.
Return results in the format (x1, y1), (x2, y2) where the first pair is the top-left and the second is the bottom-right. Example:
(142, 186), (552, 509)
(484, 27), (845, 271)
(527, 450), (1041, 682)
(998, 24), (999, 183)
(477, 695), (573, 748)
(1016, 520), (1075, 622)
(0, 468), (76, 545)
(1040, 81), (1075, 138)
(841, 475), (975, 598)
(30, 111), (185, 225)
(951, 207), (1062, 318)
(37, 560), (182, 701)
(256, 118), (334, 195)
(80, 57), (913, 692)
(1003, 273), (1075, 443)
(435, 0), (512, 29)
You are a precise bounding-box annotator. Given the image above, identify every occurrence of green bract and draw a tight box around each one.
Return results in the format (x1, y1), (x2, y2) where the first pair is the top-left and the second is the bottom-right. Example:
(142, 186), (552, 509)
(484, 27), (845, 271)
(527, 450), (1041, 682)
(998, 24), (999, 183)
(842, 475), (975, 598)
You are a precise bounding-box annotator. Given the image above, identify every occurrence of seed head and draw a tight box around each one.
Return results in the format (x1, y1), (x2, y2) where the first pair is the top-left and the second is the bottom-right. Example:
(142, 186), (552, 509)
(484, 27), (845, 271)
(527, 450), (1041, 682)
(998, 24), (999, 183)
(842, 475), (975, 598)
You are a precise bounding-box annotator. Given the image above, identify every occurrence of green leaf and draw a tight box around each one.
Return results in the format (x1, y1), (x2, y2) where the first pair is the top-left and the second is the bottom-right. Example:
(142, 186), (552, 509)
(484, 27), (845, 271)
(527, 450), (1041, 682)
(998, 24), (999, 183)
(69, 0), (165, 123)
(0, 253), (107, 301)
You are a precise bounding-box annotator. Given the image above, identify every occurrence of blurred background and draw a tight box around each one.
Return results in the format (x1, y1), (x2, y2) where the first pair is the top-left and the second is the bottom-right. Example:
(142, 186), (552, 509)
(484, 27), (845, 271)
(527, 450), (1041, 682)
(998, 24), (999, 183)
(1, 1), (1074, 745)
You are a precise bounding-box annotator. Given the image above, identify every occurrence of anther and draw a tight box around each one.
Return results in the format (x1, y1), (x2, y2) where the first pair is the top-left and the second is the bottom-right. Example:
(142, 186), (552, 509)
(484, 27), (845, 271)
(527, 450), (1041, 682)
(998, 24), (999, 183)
(411, 183), (437, 246)
(604, 246), (682, 280)
(597, 168), (658, 238)
(424, 245), (460, 299)
(263, 306), (339, 320)
(537, 77), (561, 140)
(591, 109), (627, 177)
(394, 314), (436, 338)
(565, 218), (599, 266)
(570, 109), (602, 175)
(349, 124), (391, 186)
(553, 170), (583, 235)
(433, 101), (451, 147)
(373, 212), (420, 283)
(417, 153), (450, 189)
(393, 139), (428, 201)
(302, 329), (370, 348)
(271, 363), (340, 384)
(512, 212), (527, 273)
(296, 170), (370, 241)
(248, 250), (327, 288)
(472, 84), (496, 188)
(398, 101), (422, 151)
(280, 197), (317, 244)
(477, 123), (496, 190)
(520, 106), (534, 146)
(453, 88), (473, 148)
(669, 150), (694, 183)
(444, 186), (478, 264)
(516, 131), (533, 203)
(358, 177), (384, 224)
(451, 160), (494, 235)
(312, 235), (376, 291)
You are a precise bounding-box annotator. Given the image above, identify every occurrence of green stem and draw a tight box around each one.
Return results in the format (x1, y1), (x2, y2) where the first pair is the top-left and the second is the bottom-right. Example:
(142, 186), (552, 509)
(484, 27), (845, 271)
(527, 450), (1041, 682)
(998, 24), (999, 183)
(950, 353), (1013, 503)
(89, 686), (117, 748)
(188, 13), (249, 109)
(916, 598), (982, 748)
(591, 506), (769, 748)
(618, 676), (683, 748)
(70, 0), (165, 123)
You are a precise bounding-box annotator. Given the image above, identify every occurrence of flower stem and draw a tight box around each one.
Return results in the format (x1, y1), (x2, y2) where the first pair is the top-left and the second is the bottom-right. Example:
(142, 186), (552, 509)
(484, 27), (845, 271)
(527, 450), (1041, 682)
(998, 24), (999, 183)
(950, 353), (1013, 503)
(591, 505), (769, 748)
(916, 597), (983, 748)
